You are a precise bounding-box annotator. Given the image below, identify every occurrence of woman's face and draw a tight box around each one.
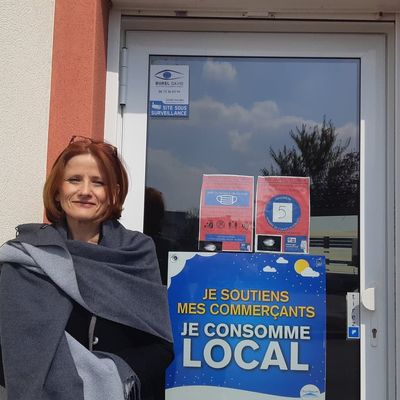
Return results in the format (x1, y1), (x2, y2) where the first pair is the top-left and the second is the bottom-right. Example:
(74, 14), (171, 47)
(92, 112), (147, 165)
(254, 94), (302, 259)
(57, 154), (109, 228)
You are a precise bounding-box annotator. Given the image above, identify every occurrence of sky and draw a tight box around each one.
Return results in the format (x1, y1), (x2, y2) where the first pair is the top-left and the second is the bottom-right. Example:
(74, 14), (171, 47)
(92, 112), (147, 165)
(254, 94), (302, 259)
(146, 56), (360, 213)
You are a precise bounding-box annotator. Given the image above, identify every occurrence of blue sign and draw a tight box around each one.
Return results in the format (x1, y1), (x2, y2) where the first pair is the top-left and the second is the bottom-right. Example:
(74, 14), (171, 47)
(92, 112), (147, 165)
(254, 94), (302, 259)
(265, 195), (301, 231)
(205, 189), (250, 207)
(205, 234), (246, 242)
(149, 101), (189, 117)
(348, 326), (360, 339)
(284, 235), (308, 253)
(167, 252), (326, 400)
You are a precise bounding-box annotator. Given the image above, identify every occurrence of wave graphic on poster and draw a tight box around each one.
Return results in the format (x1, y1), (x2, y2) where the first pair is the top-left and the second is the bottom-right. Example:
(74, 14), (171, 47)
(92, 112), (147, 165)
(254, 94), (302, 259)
(166, 386), (325, 400)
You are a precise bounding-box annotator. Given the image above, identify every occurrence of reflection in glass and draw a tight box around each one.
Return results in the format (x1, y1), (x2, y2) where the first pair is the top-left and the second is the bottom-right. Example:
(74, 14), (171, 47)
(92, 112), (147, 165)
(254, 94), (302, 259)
(144, 56), (360, 399)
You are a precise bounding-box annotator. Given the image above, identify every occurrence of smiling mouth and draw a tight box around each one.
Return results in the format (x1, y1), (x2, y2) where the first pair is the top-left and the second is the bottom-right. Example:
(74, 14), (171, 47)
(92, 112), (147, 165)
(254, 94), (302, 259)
(73, 201), (96, 206)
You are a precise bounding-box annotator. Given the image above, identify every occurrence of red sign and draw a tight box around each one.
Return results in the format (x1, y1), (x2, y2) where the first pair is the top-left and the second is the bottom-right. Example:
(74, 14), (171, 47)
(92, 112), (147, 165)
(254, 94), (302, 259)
(256, 176), (310, 253)
(199, 175), (254, 252)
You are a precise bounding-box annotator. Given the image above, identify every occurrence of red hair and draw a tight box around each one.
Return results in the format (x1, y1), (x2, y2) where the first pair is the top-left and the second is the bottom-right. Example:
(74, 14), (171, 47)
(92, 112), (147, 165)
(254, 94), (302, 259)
(43, 138), (128, 223)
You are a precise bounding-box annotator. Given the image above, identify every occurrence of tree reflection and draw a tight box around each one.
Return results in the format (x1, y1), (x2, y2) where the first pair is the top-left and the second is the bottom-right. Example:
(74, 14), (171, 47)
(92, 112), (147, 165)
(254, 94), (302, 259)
(261, 117), (359, 216)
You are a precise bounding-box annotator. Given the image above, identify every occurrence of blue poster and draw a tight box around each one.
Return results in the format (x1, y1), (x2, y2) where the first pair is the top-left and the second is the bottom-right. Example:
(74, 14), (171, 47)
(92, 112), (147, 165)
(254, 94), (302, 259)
(166, 252), (326, 400)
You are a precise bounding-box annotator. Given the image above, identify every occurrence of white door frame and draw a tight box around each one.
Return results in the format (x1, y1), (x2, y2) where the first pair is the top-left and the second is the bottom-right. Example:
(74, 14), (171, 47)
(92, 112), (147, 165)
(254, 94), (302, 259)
(104, 18), (396, 400)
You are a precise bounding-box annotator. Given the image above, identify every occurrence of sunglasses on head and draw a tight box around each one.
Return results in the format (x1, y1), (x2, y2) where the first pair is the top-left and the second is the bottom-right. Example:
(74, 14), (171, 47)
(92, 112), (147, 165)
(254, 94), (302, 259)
(69, 135), (118, 157)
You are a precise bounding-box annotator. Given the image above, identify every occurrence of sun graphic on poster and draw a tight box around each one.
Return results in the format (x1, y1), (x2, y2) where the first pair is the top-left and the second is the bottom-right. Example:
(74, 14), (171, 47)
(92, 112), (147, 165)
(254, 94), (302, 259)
(294, 259), (310, 275)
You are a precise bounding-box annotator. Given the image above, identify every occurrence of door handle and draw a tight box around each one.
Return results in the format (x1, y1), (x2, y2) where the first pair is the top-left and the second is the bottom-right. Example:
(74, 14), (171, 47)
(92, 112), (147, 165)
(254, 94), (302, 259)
(361, 287), (375, 311)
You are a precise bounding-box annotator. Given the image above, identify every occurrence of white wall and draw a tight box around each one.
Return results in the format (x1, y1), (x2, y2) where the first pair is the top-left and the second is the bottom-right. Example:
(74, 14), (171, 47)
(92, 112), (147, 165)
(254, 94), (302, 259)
(0, 1), (55, 245)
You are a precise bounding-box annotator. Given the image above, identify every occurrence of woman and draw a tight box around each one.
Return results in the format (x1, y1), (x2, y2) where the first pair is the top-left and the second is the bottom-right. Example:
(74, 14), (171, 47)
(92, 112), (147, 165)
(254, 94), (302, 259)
(0, 136), (173, 400)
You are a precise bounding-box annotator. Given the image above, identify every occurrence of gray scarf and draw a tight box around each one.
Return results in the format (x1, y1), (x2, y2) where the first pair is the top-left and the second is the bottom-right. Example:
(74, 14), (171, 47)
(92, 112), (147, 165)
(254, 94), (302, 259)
(0, 220), (172, 400)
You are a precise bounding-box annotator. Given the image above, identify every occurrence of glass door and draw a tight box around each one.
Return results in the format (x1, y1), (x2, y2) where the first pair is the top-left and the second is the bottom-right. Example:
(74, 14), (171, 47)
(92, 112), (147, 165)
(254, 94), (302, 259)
(120, 30), (387, 399)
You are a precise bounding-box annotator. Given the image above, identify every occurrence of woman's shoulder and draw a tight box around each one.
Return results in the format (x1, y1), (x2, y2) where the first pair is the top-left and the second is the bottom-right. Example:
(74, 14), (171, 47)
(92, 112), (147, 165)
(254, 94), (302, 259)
(100, 220), (155, 249)
(10, 223), (64, 247)
(0, 224), (63, 268)
(15, 223), (49, 236)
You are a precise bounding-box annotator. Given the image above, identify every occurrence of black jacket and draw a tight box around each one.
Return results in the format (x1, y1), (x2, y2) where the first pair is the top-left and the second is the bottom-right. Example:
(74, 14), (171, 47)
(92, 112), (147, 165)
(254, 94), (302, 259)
(65, 300), (174, 400)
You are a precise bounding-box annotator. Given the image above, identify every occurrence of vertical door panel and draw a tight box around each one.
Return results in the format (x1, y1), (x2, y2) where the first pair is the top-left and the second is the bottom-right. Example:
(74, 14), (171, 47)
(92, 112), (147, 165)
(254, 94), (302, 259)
(122, 31), (387, 399)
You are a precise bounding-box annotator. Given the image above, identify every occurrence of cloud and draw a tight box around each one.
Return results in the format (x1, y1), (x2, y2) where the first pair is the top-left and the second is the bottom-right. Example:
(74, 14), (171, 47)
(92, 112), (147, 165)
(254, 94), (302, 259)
(188, 96), (318, 141)
(146, 148), (219, 211)
(300, 267), (320, 278)
(336, 122), (358, 151)
(276, 257), (288, 264)
(263, 265), (277, 273)
(227, 130), (253, 153)
(202, 60), (237, 83)
(155, 97), (321, 163)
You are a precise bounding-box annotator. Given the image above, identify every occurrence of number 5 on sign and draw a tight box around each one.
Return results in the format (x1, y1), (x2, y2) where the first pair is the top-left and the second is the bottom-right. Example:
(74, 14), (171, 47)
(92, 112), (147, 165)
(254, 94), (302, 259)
(273, 202), (293, 223)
